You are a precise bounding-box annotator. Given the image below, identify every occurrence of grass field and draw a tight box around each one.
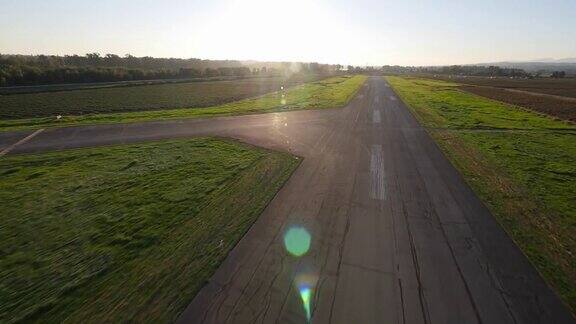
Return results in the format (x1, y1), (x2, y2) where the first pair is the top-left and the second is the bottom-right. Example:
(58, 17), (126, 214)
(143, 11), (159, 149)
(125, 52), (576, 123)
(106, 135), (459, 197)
(386, 76), (576, 312)
(0, 75), (323, 119)
(0, 75), (367, 131)
(0, 138), (300, 323)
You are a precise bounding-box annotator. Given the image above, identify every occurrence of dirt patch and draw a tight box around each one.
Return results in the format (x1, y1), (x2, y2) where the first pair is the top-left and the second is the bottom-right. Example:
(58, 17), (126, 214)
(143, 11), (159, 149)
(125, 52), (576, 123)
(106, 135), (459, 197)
(460, 85), (576, 122)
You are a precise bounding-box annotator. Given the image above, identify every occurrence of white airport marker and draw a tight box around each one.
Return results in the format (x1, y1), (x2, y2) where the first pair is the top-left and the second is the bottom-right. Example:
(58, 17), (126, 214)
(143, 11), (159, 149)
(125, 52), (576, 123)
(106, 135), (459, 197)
(372, 110), (381, 124)
(370, 144), (386, 200)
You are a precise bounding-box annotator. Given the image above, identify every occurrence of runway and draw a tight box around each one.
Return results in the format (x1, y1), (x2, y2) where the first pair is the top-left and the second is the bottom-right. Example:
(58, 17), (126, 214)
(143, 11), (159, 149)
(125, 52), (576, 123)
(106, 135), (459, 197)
(1, 77), (572, 323)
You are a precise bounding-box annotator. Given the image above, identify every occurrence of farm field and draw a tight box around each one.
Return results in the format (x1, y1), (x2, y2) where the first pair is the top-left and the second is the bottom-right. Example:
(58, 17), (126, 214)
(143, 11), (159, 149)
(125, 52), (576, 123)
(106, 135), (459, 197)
(0, 74), (323, 119)
(424, 75), (576, 122)
(432, 75), (576, 98)
(0, 138), (299, 323)
(0, 75), (367, 131)
(386, 76), (576, 312)
(0, 75), (265, 95)
(459, 85), (576, 122)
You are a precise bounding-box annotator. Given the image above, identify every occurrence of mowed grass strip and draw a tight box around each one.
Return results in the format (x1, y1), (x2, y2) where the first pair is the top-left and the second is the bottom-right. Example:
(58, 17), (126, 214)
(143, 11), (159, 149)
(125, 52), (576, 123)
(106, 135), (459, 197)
(0, 75), (367, 131)
(386, 76), (576, 312)
(0, 138), (300, 323)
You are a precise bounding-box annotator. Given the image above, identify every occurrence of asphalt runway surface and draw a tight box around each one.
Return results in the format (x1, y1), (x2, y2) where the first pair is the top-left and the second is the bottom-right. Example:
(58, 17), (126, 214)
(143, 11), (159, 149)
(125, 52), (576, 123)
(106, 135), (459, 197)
(1, 77), (573, 323)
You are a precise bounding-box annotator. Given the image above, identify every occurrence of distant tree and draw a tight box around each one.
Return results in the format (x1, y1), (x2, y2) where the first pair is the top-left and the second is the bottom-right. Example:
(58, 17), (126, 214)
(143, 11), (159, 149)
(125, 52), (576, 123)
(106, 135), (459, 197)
(552, 71), (566, 78)
(179, 68), (201, 77)
(309, 62), (320, 73)
(203, 67), (219, 77)
(233, 67), (251, 77)
(217, 67), (232, 76)
(86, 53), (101, 65)
(0, 53), (341, 87)
(104, 54), (121, 66)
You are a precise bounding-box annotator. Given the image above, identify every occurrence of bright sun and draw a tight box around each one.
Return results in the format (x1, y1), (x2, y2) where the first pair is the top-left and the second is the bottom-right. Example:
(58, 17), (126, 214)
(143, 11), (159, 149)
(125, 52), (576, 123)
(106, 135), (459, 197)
(195, 0), (359, 63)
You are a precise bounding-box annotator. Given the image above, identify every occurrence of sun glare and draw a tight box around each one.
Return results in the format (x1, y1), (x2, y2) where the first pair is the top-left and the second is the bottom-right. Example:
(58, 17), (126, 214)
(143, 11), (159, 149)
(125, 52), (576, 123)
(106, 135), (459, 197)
(196, 0), (353, 63)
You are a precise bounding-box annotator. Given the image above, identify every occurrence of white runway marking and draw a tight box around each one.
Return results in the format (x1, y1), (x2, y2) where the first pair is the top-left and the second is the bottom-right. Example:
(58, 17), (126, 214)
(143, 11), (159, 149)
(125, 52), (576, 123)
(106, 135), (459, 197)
(372, 110), (381, 124)
(370, 144), (386, 200)
(390, 96), (397, 101)
(0, 129), (44, 157)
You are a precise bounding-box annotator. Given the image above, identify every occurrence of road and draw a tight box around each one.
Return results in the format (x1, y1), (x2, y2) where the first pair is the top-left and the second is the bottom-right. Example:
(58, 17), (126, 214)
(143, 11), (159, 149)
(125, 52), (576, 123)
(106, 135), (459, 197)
(1, 77), (573, 323)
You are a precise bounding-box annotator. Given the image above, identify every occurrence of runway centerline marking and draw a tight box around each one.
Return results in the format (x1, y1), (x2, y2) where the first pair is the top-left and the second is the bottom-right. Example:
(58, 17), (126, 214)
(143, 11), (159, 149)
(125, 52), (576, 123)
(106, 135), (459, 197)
(372, 110), (381, 124)
(0, 129), (45, 157)
(370, 144), (386, 200)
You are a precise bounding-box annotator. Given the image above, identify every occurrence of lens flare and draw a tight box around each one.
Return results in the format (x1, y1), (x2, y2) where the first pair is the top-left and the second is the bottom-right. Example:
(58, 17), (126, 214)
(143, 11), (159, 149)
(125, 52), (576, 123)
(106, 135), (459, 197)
(295, 271), (318, 322)
(283, 227), (311, 257)
(299, 285), (312, 321)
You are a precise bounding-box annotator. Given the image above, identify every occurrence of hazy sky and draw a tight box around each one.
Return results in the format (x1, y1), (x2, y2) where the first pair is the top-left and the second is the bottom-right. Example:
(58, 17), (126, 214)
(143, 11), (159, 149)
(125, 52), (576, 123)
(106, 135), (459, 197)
(1, 0), (575, 66)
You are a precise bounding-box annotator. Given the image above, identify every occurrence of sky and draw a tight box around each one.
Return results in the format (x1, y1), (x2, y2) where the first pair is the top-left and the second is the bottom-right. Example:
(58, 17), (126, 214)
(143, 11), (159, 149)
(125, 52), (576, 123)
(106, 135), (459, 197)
(1, 0), (575, 66)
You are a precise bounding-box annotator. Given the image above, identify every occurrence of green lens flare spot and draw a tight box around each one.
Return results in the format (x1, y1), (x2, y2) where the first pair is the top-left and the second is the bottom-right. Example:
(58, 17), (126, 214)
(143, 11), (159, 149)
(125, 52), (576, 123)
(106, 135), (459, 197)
(284, 227), (311, 257)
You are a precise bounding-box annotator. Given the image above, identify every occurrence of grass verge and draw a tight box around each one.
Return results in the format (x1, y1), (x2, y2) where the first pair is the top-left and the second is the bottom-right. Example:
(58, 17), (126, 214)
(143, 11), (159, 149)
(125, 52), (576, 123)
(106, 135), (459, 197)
(0, 138), (300, 323)
(386, 76), (576, 312)
(0, 75), (367, 132)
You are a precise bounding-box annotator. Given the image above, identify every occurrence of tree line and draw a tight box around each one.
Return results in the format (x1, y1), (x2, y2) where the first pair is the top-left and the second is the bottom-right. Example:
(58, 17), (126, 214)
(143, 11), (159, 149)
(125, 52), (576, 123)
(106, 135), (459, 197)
(0, 54), (343, 87)
(379, 65), (530, 77)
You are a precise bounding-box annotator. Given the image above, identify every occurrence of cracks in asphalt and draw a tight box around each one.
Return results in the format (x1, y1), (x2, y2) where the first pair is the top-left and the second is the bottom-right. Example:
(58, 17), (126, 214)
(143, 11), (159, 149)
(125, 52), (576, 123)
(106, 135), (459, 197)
(327, 190), (353, 324)
(402, 203), (431, 324)
(415, 125), (527, 324)
(219, 116), (351, 323)
(341, 261), (394, 275)
(397, 278), (407, 324)
(325, 126), (361, 324)
(398, 126), (484, 324)
(482, 259), (519, 324)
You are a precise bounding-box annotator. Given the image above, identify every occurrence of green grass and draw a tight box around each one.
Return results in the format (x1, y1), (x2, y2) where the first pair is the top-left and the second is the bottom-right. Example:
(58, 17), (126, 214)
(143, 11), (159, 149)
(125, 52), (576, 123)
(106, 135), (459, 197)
(386, 76), (576, 312)
(0, 138), (300, 323)
(0, 75), (367, 132)
(387, 77), (570, 130)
